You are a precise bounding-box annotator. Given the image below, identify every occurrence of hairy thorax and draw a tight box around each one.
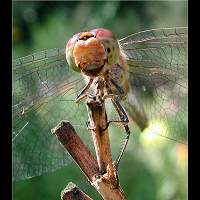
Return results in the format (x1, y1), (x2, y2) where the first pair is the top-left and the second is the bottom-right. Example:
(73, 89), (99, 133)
(106, 51), (129, 99)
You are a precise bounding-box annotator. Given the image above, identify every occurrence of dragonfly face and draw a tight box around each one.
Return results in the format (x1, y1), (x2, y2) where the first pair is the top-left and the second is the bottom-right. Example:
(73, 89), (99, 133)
(66, 28), (120, 77)
(13, 27), (188, 181)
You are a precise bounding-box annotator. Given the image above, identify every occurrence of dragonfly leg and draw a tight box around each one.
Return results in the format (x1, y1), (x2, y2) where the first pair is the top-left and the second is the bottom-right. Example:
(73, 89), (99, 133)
(104, 79), (131, 169)
(105, 78), (129, 125)
(75, 78), (94, 103)
(110, 79), (125, 95)
(111, 97), (130, 170)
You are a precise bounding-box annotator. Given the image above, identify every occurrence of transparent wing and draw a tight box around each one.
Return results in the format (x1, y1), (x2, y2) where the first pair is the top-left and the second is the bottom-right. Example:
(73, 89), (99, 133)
(13, 48), (90, 181)
(119, 27), (188, 143)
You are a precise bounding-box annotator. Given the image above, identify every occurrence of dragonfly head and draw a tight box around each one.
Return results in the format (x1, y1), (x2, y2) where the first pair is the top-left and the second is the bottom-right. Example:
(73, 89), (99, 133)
(66, 28), (120, 76)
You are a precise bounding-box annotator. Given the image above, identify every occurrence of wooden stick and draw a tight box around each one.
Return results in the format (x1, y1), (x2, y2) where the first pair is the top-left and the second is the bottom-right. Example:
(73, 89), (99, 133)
(52, 121), (126, 200)
(61, 182), (93, 200)
(52, 121), (98, 181)
(87, 98), (113, 174)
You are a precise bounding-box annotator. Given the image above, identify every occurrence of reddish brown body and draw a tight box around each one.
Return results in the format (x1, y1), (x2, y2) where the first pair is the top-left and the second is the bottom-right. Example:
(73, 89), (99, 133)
(66, 28), (129, 99)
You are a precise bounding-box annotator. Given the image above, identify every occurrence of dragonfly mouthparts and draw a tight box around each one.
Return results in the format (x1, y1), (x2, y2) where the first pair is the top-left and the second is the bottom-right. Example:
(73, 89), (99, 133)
(81, 62), (105, 76)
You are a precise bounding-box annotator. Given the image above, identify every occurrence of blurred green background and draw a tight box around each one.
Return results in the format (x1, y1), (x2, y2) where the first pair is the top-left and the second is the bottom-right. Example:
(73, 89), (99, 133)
(13, 1), (187, 200)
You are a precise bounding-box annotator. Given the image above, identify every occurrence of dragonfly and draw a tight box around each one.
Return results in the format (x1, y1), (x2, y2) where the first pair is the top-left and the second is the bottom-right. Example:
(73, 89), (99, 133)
(13, 27), (188, 182)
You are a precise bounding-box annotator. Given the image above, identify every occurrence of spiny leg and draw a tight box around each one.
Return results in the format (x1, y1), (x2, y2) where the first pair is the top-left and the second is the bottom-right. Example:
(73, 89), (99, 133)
(105, 78), (131, 169)
(75, 78), (93, 103)
(111, 97), (130, 170)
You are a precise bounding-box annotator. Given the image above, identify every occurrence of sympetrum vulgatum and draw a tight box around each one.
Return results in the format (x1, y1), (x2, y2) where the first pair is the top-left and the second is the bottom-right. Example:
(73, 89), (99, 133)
(13, 27), (188, 181)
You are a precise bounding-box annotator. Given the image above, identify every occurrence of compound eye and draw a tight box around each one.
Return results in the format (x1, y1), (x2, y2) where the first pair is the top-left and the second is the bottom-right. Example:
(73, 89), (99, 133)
(90, 28), (115, 39)
(66, 32), (82, 49)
